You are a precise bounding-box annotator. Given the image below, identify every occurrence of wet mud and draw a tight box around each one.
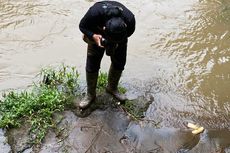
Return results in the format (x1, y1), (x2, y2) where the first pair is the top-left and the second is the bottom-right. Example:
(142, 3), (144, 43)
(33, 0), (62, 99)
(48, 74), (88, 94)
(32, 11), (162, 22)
(6, 124), (32, 152)
(2, 92), (230, 153)
(5, 111), (230, 153)
(0, 129), (11, 153)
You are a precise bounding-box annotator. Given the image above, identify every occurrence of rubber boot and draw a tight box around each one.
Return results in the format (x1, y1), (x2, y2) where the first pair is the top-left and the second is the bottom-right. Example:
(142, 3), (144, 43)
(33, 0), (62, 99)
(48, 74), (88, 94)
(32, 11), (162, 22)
(79, 71), (98, 109)
(106, 65), (127, 102)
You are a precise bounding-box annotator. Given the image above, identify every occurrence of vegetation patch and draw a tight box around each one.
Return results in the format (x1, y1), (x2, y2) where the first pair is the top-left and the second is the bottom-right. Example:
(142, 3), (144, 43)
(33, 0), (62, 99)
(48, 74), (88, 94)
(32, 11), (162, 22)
(120, 98), (152, 121)
(121, 100), (145, 120)
(97, 72), (147, 120)
(97, 71), (126, 94)
(97, 71), (108, 93)
(0, 64), (79, 145)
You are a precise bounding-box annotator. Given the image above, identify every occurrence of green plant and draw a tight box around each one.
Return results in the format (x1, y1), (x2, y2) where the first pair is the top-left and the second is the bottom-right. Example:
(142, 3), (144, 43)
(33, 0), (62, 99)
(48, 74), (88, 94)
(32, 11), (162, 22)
(121, 100), (145, 120)
(97, 71), (126, 93)
(97, 71), (108, 93)
(40, 64), (79, 95)
(0, 64), (79, 145)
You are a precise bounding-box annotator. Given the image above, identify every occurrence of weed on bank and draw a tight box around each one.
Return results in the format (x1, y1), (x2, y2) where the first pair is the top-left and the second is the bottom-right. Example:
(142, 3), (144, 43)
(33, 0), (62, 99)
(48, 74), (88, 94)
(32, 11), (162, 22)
(0, 65), (79, 144)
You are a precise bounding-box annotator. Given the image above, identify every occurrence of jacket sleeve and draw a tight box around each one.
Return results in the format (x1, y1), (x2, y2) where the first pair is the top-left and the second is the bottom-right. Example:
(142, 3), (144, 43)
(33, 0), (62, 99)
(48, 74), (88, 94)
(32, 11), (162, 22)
(79, 5), (101, 39)
(126, 14), (136, 37)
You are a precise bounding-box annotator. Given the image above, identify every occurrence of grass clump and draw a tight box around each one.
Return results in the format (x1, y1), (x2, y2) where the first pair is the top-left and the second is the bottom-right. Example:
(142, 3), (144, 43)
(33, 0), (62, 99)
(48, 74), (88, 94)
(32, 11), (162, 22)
(97, 71), (126, 94)
(97, 71), (108, 93)
(40, 64), (79, 95)
(0, 64), (79, 145)
(121, 100), (145, 120)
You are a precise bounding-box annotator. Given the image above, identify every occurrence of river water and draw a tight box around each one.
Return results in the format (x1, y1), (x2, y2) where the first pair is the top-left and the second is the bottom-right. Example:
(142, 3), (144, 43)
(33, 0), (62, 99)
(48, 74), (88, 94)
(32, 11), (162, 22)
(0, 0), (230, 152)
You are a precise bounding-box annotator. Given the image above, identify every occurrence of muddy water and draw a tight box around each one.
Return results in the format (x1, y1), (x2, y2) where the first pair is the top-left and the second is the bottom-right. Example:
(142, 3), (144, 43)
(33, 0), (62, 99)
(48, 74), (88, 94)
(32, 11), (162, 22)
(0, 0), (230, 152)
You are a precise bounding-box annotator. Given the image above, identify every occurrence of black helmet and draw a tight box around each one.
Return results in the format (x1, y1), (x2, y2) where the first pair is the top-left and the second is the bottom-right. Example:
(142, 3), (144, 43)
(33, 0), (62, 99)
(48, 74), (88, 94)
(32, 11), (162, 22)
(102, 2), (123, 18)
(105, 17), (127, 42)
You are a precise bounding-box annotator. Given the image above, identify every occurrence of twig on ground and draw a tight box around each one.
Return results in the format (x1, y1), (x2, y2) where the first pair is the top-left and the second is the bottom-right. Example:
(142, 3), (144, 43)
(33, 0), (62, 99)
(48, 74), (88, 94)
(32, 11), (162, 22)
(85, 125), (103, 153)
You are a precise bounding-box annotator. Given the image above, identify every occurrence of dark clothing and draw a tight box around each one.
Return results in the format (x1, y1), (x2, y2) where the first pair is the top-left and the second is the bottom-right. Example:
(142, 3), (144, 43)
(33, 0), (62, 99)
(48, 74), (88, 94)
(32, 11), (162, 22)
(79, 1), (135, 73)
(86, 42), (127, 73)
(79, 1), (135, 39)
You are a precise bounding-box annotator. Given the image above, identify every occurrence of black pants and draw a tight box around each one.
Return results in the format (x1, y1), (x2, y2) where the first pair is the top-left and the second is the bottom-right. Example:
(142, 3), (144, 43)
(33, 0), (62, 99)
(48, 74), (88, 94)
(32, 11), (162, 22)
(86, 41), (127, 73)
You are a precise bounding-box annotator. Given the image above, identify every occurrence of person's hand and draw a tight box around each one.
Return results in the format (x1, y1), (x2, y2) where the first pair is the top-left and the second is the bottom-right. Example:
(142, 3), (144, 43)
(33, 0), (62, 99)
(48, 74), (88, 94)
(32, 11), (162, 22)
(92, 34), (104, 48)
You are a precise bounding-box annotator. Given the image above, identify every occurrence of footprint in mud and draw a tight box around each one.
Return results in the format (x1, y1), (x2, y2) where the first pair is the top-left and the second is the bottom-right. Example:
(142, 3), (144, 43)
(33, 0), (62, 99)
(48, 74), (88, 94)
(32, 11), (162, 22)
(72, 93), (119, 117)
(72, 93), (154, 120)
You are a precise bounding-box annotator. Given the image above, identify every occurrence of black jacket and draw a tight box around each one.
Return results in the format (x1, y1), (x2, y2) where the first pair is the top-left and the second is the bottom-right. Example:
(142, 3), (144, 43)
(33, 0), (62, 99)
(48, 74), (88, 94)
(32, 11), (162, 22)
(79, 1), (135, 40)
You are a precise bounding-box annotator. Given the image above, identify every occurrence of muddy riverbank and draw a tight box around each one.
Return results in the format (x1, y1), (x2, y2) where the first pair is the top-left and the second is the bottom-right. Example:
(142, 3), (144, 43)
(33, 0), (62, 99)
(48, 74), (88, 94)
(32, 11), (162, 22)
(3, 110), (230, 152)
(1, 86), (230, 153)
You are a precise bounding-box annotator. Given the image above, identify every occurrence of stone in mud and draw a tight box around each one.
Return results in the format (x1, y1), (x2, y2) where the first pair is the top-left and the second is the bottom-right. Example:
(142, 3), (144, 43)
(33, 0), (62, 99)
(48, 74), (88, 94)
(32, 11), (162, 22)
(0, 129), (11, 153)
(6, 123), (32, 153)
